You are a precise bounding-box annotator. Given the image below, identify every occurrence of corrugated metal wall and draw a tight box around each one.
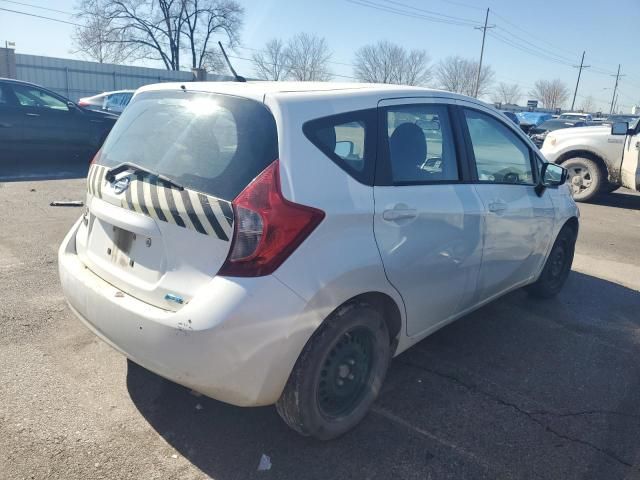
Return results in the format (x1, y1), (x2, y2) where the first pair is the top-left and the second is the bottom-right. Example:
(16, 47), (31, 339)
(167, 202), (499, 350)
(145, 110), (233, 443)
(15, 54), (234, 101)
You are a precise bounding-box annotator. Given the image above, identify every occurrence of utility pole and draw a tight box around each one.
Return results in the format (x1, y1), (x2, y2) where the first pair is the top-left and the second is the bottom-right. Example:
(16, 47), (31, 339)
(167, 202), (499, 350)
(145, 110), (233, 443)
(570, 51), (590, 111)
(474, 8), (494, 98)
(609, 64), (625, 114)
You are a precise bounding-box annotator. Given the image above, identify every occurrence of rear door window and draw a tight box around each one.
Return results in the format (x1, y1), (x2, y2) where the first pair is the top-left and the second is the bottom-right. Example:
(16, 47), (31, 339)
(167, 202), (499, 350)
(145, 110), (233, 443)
(303, 109), (376, 185)
(384, 104), (459, 183)
(98, 91), (278, 201)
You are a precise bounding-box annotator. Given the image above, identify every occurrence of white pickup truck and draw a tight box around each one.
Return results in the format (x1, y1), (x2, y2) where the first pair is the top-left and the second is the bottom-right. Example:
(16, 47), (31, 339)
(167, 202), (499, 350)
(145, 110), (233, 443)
(541, 118), (640, 201)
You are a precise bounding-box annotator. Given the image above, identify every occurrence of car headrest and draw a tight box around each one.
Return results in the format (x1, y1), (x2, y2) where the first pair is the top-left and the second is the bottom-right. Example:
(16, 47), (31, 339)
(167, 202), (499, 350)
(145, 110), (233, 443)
(389, 123), (427, 180)
(316, 126), (337, 154)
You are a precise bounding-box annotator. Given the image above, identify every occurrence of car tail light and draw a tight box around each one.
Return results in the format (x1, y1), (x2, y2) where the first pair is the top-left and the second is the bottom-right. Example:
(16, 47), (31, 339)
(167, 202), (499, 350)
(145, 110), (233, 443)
(219, 160), (325, 277)
(78, 100), (89, 107)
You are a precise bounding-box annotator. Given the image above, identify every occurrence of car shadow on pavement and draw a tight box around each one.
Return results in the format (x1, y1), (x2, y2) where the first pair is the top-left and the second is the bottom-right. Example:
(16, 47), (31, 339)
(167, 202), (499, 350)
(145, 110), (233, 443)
(0, 160), (89, 182)
(126, 271), (640, 480)
(591, 190), (640, 210)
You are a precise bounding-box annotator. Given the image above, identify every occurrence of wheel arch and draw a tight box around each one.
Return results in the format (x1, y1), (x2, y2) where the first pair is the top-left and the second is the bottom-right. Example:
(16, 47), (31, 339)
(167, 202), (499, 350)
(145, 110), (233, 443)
(562, 216), (579, 240)
(556, 150), (608, 177)
(306, 291), (404, 356)
(351, 291), (403, 352)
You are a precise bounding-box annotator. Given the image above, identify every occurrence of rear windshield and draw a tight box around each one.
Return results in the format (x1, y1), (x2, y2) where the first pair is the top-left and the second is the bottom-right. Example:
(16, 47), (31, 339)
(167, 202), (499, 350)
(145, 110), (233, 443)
(98, 90), (278, 201)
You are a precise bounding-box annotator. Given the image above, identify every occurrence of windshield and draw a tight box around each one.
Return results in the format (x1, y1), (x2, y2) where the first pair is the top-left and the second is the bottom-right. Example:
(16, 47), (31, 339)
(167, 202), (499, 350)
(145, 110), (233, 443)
(98, 91), (278, 201)
(607, 116), (640, 128)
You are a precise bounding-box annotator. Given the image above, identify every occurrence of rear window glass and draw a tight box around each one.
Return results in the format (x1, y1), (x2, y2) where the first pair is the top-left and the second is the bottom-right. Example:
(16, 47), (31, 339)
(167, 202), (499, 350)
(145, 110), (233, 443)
(303, 109), (376, 185)
(98, 91), (278, 201)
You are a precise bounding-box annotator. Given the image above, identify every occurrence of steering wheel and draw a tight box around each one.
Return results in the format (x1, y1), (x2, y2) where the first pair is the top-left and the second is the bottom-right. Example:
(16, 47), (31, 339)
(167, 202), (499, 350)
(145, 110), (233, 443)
(503, 172), (520, 184)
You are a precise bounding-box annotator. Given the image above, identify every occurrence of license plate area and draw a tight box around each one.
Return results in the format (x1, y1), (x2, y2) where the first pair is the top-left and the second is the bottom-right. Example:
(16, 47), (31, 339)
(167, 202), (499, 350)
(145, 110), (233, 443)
(87, 218), (165, 285)
(114, 226), (135, 256)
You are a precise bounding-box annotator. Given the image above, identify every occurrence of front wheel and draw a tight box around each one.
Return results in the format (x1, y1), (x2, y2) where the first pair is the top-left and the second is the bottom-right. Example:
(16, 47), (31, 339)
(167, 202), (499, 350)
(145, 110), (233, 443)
(526, 225), (576, 298)
(276, 302), (390, 440)
(563, 157), (603, 202)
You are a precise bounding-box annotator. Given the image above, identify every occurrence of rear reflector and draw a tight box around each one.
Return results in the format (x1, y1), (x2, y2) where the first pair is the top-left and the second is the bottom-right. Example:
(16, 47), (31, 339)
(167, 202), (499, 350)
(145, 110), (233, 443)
(219, 160), (325, 277)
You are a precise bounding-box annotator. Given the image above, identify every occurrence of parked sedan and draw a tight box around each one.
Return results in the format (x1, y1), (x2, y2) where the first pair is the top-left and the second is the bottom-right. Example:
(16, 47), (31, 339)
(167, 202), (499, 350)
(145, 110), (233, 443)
(78, 90), (135, 115)
(529, 118), (586, 147)
(0, 78), (117, 165)
(516, 112), (553, 133)
(59, 81), (578, 440)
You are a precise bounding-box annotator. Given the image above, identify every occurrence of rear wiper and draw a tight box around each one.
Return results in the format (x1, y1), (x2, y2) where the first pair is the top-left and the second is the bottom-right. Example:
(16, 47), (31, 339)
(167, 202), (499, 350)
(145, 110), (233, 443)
(105, 162), (184, 190)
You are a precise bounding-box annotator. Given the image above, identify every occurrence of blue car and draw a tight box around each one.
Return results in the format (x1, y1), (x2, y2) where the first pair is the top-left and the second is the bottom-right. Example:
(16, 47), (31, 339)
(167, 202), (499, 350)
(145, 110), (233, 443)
(516, 112), (553, 133)
(501, 111), (520, 125)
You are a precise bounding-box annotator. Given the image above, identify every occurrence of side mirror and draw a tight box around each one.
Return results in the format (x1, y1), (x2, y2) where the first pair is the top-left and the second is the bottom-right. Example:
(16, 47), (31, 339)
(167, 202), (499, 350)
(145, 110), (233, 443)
(67, 101), (79, 112)
(536, 162), (567, 196)
(335, 140), (354, 158)
(611, 121), (629, 135)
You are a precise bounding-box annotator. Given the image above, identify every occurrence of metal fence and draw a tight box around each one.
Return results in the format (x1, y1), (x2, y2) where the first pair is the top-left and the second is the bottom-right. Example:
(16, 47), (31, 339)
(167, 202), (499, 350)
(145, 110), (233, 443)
(12, 52), (234, 101)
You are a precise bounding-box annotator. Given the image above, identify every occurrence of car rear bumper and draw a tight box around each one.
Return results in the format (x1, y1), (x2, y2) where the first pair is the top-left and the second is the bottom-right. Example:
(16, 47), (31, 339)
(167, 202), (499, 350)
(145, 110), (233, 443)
(58, 218), (313, 407)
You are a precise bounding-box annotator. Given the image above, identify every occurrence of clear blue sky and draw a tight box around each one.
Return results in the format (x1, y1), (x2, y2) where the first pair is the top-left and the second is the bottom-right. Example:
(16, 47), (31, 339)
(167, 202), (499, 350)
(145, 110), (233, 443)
(1, 0), (639, 112)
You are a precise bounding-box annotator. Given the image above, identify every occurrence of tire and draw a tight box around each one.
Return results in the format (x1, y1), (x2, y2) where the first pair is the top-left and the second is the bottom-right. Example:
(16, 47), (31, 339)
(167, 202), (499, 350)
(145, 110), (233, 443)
(526, 225), (576, 299)
(601, 182), (619, 194)
(276, 301), (391, 440)
(562, 157), (603, 202)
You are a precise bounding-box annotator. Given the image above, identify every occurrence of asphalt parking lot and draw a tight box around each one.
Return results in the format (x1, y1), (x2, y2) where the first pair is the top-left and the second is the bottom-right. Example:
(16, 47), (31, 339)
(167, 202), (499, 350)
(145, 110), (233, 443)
(1, 171), (640, 480)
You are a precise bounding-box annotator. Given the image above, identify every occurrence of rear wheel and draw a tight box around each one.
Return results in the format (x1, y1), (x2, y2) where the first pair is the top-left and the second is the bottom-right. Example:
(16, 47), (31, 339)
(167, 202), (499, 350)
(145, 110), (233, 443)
(526, 225), (576, 298)
(276, 302), (390, 440)
(563, 157), (603, 202)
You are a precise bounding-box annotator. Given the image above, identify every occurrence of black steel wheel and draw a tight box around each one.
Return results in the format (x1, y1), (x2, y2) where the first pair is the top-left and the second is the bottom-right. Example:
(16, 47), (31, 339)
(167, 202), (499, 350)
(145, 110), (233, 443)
(526, 224), (576, 298)
(276, 301), (391, 440)
(317, 327), (374, 418)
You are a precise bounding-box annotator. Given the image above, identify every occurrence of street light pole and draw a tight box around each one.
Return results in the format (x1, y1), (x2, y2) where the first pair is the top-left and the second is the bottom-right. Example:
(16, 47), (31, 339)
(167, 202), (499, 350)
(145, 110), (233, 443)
(570, 51), (590, 111)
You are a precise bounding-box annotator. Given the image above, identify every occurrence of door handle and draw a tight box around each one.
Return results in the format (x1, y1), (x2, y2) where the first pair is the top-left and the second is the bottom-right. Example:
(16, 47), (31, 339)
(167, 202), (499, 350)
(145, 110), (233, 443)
(25, 113), (40, 117)
(488, 201), (507, 213)
(383, 208), (418, 222)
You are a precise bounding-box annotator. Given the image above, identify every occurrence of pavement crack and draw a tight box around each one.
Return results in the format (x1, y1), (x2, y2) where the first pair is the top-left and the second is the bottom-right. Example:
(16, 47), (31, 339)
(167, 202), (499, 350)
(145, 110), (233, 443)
(528, 409), (640, 421)
(397, 359), (635, 469)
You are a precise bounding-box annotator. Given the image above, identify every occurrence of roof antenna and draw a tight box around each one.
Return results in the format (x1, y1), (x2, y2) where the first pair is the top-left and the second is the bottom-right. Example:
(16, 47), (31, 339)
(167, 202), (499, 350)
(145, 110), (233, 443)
(218, 41), (246, 82)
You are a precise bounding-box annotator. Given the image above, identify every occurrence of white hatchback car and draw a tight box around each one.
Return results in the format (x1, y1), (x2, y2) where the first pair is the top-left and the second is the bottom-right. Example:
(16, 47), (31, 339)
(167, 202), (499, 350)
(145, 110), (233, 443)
(59, 82), (578, 439)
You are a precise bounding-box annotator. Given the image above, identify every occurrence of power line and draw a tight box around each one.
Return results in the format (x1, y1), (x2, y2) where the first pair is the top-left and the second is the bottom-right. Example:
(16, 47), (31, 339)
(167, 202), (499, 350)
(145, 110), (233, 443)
(0, 0), (73, 15)
(0, 6), (81, 26)
(495, 26), (576, 65)
(432, 0), (485, 11)
(345, 0), (482, 27)
(378, 0), (481, 25)
(487, 31), (572, 67)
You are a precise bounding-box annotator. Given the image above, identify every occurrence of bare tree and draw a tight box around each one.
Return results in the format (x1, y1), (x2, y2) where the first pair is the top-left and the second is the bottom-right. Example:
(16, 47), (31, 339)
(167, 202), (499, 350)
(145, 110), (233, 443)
(435, 56), (494, 97)
(182, 0), (243, 70)
(74, 0), (243, 71)
(283, 33), (332, 81)
(353, 40), (431, 86)
(491, 82), (522, 105)
(252, 38), (288, 80)
(529, 79), (570, 109)
(73, 2), (139, 63)
(579, 95), (595, 113)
